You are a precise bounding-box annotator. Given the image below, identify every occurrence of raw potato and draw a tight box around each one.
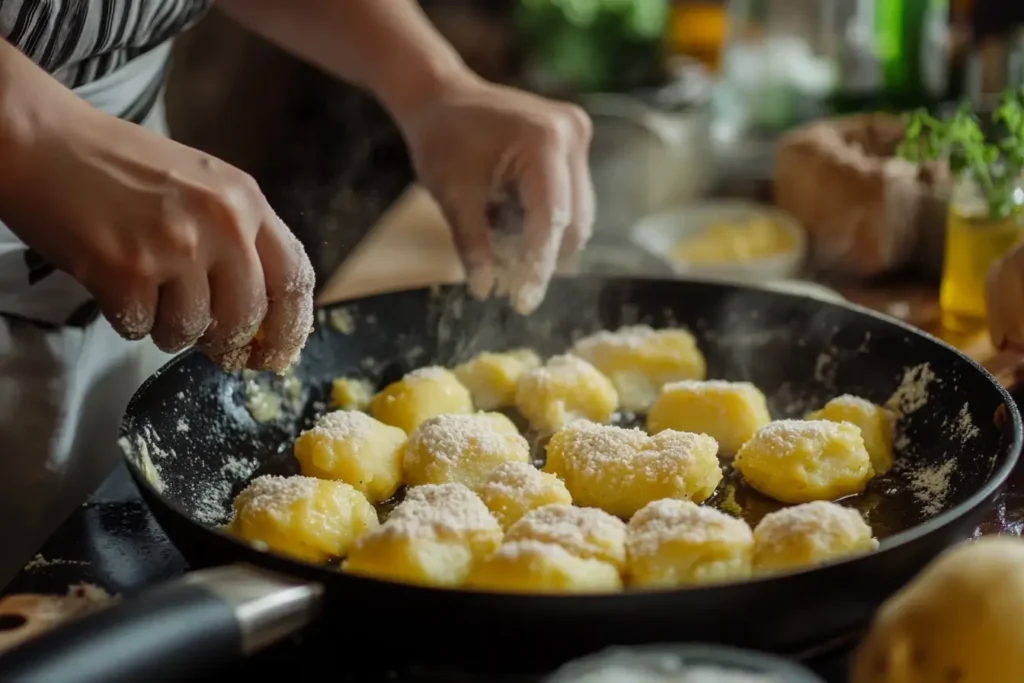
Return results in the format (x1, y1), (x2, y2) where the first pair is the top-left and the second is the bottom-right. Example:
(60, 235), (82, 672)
(851, 536), (1024, 683)
(505, 504), (628, 570)
(465, 540), (623, 594)
(570, 325), (706, 412)
(293, 410), (407, 502)
(453, 349), (542, 411)
(647, 380), (772, 454)
(343, 483), (502, 588)
(544, 420), (722, 519)
(475, 461), (572, 530)
(330, 377), (374, 411)
(753, 501), (877, 573)
(808, 394), (896, 474)
(403, 412), (530, 489)
(626, 498), (754, 587)
(370, 366), (473, 433)
(734, 419), (874, 504)
(229, 475), (379, 564)
(514, 355), (619, 433)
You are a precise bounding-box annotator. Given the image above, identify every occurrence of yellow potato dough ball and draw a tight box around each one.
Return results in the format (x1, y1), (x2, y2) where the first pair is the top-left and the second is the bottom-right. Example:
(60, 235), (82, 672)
(647, 380), (772, 454)
(514, 355), (619, 433)
(851, 536), (1024, 683)
(734, 419), (874, 504)
(293, 410), (407, 502)
(752, 500), (877, 574)
(808, 394), (896, 474)
(626, 498), (754, 588)
(330, 377), (374, 411)
(229, 475), (379, 564)
(370, 366), (473, 433)
(506, 503), (627, 570)
(544, 420), (722, 519)
(466, 540), (623, 594)
(343, 483), (502, 588)
(453, 349), (542, 411)
(403, 412), (530, 490)
(475, 461), (572, 530)
(571, 325), (706, 412)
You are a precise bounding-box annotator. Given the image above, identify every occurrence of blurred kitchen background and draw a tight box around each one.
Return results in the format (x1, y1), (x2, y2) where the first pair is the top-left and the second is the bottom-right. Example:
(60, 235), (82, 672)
(163, 0), (1024, 335)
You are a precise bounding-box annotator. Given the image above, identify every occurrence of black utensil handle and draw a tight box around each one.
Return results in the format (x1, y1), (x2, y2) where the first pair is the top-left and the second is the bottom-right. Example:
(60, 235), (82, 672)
(0, 564), (323, 683)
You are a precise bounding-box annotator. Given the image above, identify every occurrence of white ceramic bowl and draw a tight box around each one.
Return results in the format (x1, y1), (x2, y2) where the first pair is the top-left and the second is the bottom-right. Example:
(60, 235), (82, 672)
(629, 200), (808, 283)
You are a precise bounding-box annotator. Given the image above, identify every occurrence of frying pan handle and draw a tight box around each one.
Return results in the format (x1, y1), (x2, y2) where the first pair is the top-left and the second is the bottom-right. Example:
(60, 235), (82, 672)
(0, 564), (323, 683)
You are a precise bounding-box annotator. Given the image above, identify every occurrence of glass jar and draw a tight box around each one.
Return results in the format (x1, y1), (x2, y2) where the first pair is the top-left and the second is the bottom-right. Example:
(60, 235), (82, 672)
(940, 173), (1024, 331)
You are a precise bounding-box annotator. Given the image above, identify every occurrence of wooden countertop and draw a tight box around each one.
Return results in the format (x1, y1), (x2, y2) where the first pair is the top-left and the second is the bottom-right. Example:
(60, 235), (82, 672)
(319, 187), (1022, 389)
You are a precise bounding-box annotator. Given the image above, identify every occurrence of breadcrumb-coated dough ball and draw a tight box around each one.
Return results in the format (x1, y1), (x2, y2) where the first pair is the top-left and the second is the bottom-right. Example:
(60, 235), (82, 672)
(370, 366), (473, 433)
(403, 412), (530, 489)
(544, 420), (722, 518)
(465, 540), (623, 594)
(330, 377), (374, 411)
(626, 498), (754, 587)
(293, 410), (407, 502)
(453, 349), (542, 411)
(229, 475), (379, 564)
(734, 419), (874, 504)
(343, 483), (502, 587)
(514, 355), (619, 433)
(808, 394), (896, 474)
(752, 501), (877, 573)
(647, 380), (772, 454)
(506, 504), (627, 570)
(570, 325), (706, 412)
(475, 461), (572, 530)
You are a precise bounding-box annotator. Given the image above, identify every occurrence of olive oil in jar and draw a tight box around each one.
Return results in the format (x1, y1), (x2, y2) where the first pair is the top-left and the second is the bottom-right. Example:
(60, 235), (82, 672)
(940, 202), (1024, 332)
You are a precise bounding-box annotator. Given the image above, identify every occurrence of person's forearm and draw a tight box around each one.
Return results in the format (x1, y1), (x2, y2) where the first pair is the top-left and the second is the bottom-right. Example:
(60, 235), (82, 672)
(0, 39), (79, 216)
(217, 0), (478, 123)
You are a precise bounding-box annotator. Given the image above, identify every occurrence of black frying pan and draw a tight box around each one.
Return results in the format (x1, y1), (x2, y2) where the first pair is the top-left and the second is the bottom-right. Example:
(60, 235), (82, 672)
(1, 277), (1020, 683)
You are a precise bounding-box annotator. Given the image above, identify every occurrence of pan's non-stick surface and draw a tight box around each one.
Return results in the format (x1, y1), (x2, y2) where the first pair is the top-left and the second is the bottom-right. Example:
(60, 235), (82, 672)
(119, 277), (1021, 669)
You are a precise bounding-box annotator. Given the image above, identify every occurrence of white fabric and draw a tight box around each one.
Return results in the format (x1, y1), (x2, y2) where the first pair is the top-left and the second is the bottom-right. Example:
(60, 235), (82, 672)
(0, 56), (174, 587)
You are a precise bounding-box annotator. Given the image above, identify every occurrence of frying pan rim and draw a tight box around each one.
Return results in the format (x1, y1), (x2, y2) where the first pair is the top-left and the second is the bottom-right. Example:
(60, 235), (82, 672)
(119, 277), (1024, 602)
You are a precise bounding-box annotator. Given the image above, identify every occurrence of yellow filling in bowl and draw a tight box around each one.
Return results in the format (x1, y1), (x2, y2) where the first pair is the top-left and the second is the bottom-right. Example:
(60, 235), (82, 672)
(670, 218), (795, 265)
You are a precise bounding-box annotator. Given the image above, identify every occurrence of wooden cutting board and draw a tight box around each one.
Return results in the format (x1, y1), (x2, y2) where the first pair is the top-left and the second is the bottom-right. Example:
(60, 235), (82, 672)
(319, 187), (1021, 390)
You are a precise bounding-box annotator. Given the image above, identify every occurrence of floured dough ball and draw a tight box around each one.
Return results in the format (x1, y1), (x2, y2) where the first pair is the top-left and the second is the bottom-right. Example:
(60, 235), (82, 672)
(808, 394), (896, 474)
(465, 540), (623, 594)
(851, 536), (1024, 683)
(453, 349), (542, 410)
(229, 475), (379, 564)
(506, 504), (627, 570)
(734, 419), (874, 504)
(647, 380), (772, 454)
(343, 483), (502, 587)
(570, 325), (706, 412)
(514, 355), (619, 433)
(626, 498), (753, 588)
(330, 377), (374, 411)
(370, 366), (473, 433)
(544, 420), (721, 519)
(293, 410), (407, 502)
(403, 412), (530, 489)
(752, 501), (877, 573)
(475, 461), (572, 530)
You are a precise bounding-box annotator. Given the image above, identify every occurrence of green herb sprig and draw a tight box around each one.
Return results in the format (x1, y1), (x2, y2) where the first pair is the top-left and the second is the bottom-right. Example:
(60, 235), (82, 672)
(897, 88), (1024, 220)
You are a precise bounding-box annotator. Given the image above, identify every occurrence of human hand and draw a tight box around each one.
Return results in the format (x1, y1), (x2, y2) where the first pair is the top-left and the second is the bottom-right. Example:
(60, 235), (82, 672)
(396, 74), (594, 314)
(0, 105), (315, 373)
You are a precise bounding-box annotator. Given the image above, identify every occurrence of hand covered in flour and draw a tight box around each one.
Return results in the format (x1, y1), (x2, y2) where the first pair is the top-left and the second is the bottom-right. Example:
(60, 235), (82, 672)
(987, 246), (1024, 352)
(396, 74), (594, 314)
(0, 52), (314, 373)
